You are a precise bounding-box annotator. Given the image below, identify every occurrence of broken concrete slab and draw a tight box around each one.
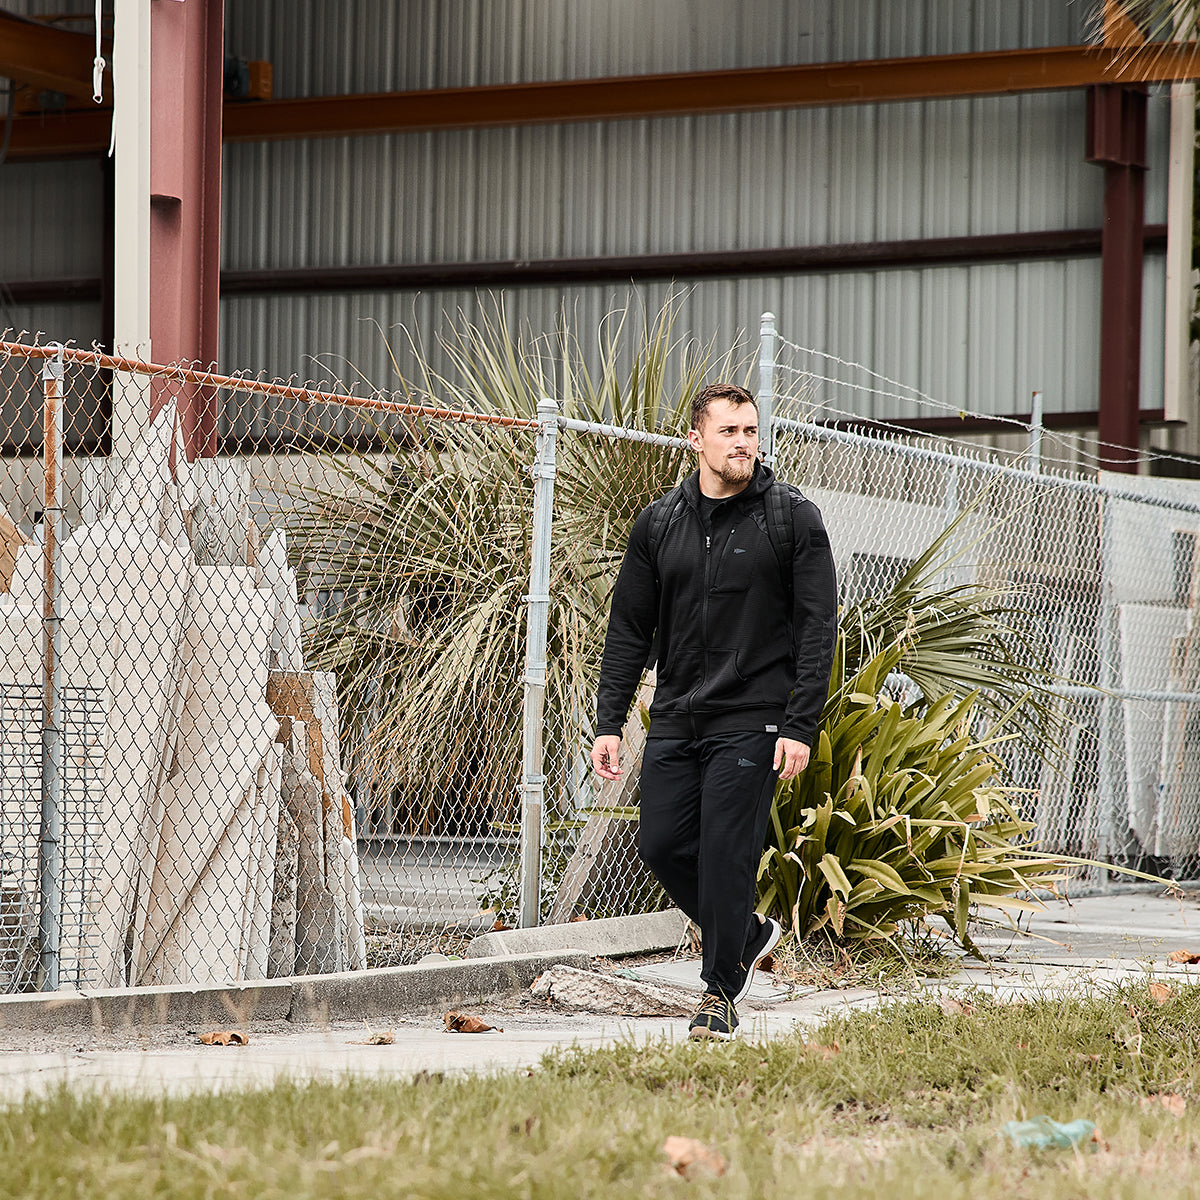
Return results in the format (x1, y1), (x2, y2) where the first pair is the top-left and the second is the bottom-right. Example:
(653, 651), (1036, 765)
(630, 956), (797, 1008)
(0, 509), (27, 594)
(136, 569), (278, 984)
(530, 965), (695, 1017)
(258, 530), (304, 671)
(102, 401), (177, 526)
(465, 909), (689, 961)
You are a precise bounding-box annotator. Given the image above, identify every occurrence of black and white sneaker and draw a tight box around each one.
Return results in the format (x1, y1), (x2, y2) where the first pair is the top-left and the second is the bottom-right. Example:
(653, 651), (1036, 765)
(688, 989), (739, 1041)
(733, 915), (782, 1006)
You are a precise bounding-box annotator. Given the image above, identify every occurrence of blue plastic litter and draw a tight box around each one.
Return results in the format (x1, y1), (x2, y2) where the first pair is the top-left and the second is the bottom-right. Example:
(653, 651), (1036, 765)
(1002, 1116), (1097, 1150)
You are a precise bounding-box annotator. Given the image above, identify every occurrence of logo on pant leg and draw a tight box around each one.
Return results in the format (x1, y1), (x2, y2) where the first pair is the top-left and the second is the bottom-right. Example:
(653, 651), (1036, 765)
(737, 757), (757, 767)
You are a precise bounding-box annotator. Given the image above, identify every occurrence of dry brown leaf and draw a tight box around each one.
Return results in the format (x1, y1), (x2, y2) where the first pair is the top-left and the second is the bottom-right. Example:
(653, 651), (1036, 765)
(662, 1136), (727, 1180)
(1142, 1093), (1187, 1118)
(758, 951), (776, 974)
(1149, 981), (1172, 1006)
(569, 915), (589, 923)
(492, 919), (512, 932)
(198, 1030), (248, 1046)
(444, 1010), (503, 1034)
(940, 997), (976, 1016)
(1168, 949), (1200, 964)
(349, 1024), (395, 1046)
(805, 1040), (841, 1060)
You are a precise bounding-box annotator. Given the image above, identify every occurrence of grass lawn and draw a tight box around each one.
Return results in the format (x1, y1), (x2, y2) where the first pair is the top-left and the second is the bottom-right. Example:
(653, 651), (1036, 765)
(3, 980), (1198, 1199)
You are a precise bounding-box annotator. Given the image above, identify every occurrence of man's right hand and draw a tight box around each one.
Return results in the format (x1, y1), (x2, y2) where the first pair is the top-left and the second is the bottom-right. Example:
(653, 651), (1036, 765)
(590, 735), (623, 781)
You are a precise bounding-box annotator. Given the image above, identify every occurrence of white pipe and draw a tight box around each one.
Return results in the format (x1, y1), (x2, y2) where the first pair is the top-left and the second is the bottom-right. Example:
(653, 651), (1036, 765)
(111, 0), (152, 459)
(1164, 81), (1196, 424)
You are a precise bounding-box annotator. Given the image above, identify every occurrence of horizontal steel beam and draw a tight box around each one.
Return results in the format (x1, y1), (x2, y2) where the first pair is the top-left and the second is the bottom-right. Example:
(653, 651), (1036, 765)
(5, 223), (1168, 305)
(8, 42), (1200, 159)
(216, 226), (1169, 295)
(820, 407), (1169, 436)
(0, 9), (104, 100)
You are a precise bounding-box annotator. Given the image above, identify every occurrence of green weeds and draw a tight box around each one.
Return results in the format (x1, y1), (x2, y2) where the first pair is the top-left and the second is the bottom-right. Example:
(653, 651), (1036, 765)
(3, 982), (1200, 1199)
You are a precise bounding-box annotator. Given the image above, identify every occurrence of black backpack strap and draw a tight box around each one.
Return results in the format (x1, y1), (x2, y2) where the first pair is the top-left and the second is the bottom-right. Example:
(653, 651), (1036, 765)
(646, 484), (688, 581)
(644, 484), (688, 671)
(764, 481), (796, 608)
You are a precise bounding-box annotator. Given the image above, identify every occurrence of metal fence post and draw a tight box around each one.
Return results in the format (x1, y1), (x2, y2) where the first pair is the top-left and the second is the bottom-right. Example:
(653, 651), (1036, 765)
(519, 399), (559, 928)
(758, 312), (776, 467)
(1029, 390), (1044, 474)
(39, 344), (64, 991)
(1096, 489), (1118, 887)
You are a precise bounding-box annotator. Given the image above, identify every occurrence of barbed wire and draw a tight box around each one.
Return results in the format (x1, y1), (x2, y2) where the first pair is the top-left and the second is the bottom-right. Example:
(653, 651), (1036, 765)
(772, 368), (1109, 479)
(775, 336), (1200, 478)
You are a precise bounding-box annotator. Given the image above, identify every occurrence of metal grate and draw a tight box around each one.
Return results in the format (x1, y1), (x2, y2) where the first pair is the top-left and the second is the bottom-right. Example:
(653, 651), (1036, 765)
(0, 684), (104, 992)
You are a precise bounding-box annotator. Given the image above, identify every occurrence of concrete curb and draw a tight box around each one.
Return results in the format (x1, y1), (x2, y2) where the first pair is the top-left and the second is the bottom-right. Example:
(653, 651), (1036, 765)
(465, 910), (690, 961)
(288, 950), (592, 1023)
(0, 980), (292, 1033)
(0, 951), (591, 1033)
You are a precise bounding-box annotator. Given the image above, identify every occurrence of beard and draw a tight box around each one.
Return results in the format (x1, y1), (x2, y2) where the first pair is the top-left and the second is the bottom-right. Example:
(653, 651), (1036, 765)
(716, 455), (754, 486)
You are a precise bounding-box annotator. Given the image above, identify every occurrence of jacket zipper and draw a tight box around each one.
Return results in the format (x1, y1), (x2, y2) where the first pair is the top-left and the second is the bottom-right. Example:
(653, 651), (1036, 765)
(688, 526), (712, 723)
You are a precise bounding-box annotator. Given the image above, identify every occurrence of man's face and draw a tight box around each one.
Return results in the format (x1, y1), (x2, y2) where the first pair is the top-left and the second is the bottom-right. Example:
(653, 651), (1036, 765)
(689, 398), (759, 486)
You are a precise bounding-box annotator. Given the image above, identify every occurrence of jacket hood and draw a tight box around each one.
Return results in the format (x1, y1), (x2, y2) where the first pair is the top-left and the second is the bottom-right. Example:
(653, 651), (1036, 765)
(680, 459), (776, 508)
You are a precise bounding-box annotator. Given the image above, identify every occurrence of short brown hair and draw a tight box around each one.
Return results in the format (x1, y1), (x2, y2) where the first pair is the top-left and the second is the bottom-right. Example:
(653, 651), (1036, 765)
(690, 383), (757, 432)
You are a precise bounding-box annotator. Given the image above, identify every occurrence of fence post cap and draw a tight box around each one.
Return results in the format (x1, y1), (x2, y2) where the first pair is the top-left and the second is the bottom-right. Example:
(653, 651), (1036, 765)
(41, 343), (65, 382)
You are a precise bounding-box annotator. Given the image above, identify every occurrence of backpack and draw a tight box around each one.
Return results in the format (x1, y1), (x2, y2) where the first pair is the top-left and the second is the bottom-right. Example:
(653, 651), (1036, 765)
(645, 479), (796, 608)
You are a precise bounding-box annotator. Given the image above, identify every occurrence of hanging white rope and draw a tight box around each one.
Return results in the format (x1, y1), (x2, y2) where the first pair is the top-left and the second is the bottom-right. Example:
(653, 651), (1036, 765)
(92, 0), (106, 103)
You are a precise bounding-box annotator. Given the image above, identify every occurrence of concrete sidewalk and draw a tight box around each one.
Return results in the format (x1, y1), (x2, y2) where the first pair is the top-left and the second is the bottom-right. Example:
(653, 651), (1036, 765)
(0, 891), (1196, 1101)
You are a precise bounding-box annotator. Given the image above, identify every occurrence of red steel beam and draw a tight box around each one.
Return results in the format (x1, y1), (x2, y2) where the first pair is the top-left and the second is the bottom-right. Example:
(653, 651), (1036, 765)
(5, 224), (1170, 304)
(8, 42), (1200, 159)
(147, 0), (225, 459)
(1090, 83), (1149, 473)
(0, 9), (105, 100)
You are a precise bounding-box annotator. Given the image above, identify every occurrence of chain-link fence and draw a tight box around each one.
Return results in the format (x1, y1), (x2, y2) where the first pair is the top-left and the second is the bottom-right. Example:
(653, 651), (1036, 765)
(764, 317), (1200, 884)
(2, 319), (1199, 995)
(0, 336), (553, 992)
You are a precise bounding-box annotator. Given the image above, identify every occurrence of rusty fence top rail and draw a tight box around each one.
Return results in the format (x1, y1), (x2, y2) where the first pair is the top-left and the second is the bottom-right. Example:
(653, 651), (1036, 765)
(0, 340), (540, 432)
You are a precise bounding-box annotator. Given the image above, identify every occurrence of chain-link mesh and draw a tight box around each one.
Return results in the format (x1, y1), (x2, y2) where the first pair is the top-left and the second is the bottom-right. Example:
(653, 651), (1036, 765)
(2, 328), (1199, 995)
(0, 337), (547, 990)
(771, 415), (1200, 881)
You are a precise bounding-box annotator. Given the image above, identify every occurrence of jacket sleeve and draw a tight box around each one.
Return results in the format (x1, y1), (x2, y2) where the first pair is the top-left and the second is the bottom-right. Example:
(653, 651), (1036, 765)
(781, 498), (838, 746)
(594, 506), (659, 738)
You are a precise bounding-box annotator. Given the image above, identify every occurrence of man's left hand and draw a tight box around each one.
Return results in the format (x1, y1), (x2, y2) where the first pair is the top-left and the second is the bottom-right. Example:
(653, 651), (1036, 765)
(773, 737), (810, 781)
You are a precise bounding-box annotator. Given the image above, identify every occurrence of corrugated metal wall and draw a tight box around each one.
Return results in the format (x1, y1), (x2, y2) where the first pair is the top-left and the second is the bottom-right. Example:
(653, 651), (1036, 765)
(222, 94), (1114, 267)
(0, 2), (104, 351)
(0, 1), (1176, 440)
(223, 0), (1089, 93)
(215, 0), (1168, 425)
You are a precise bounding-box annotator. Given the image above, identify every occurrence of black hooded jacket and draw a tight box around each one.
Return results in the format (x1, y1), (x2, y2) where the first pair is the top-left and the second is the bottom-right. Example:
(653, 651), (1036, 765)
(595, 462), (838, 745)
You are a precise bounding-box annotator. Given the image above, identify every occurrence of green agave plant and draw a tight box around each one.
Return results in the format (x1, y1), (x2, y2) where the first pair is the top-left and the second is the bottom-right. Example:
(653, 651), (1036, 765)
(758, 648), (1062, 951)
(757, 509), (1073, 950)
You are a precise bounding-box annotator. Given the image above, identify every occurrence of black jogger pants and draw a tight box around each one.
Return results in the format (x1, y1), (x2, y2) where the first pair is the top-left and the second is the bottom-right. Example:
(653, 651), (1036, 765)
(637, 731), (780, 997)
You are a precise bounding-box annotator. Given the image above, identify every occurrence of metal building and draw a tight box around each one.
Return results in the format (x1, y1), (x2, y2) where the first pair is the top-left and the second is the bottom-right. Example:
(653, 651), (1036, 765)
(1, 1), (1197, 469)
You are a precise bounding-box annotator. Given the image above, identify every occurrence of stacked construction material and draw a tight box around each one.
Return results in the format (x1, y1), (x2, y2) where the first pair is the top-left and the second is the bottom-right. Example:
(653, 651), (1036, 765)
(0, 403), (365, 988)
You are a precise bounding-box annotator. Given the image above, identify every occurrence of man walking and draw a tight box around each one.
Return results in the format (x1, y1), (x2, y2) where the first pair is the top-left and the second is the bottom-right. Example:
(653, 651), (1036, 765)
(591, 382), (837, 1040)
